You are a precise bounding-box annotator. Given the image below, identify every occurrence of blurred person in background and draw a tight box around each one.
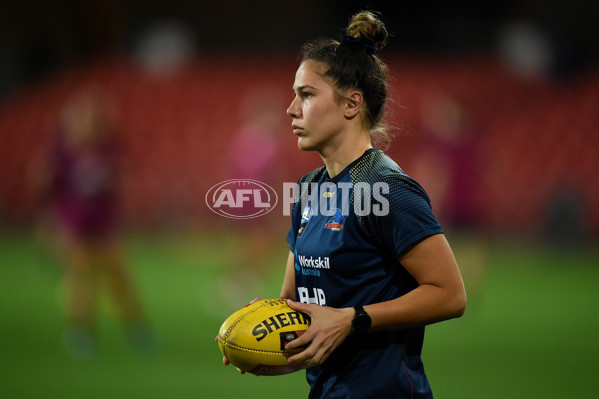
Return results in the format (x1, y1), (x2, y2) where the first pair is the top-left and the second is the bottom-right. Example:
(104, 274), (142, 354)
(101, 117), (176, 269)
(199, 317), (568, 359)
(219, 88), (289, 306)
(35, 87), (155, 360)
(411, 91), (488, 298)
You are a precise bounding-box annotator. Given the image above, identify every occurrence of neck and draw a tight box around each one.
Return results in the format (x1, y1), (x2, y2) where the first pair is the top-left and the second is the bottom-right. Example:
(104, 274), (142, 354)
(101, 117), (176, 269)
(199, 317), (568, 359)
(320, 133), (372, 178)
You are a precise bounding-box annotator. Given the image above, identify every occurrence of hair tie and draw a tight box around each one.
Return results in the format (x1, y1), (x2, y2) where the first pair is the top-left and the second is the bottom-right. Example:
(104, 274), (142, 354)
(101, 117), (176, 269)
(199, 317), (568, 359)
(341, 35), (377, 55)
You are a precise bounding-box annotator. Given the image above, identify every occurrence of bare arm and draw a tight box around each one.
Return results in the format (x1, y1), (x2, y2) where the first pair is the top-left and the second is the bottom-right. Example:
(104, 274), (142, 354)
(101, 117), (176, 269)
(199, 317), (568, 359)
(366, 233), (466, 330)
(285, 233), (466, 369)
(280, 250), (296, 300)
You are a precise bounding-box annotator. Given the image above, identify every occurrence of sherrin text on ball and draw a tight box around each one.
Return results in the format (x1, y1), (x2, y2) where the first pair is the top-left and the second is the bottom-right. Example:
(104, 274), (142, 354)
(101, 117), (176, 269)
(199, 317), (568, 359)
(217, 298), (310, 376)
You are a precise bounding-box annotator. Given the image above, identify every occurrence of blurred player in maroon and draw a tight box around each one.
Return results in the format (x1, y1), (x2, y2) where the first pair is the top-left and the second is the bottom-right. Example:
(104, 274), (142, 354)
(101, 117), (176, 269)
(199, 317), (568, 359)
(40, 87), (155, 359)
(412, 91), (488, 298)
(219, 88), (289, 306)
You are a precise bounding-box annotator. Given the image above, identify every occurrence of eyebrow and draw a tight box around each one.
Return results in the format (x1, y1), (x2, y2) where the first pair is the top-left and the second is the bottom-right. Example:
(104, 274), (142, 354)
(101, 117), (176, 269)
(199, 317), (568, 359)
(292, 85), (317, 93)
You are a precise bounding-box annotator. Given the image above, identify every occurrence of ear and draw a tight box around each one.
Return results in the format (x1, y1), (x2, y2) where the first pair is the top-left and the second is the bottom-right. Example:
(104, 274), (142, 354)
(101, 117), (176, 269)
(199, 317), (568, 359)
(344, 91), (364, 119)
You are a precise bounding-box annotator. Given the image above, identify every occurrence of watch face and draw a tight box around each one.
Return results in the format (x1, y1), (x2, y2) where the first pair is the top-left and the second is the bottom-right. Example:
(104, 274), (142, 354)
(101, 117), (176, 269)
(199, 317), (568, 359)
(353, 311), (371, 333)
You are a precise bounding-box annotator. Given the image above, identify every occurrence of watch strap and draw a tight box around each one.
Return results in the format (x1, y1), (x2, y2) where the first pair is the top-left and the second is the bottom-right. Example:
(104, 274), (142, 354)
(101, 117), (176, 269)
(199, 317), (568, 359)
(352, 304), (372, 333)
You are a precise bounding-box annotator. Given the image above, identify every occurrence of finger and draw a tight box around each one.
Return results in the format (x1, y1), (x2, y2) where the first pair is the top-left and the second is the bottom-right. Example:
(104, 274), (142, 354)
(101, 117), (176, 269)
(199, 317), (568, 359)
(288, 343), (329, 370)
(287, 331), (319, 367)
(286, 299), (312, 314)
(217, 337), (230, 366)
(288, 345), (319, 370)
(224, 357), (246, 374)
(217, 336), (228, 365)
(285, 324), (315, 350)
(287, 349), (310, 369)
(250, 297), (260, 304)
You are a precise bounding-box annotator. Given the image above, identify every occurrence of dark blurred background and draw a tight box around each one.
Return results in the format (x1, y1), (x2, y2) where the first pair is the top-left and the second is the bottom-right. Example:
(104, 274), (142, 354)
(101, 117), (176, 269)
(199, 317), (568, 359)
(1, 2), (599, 399)
(1, 0), (598, 240)
(2, 0), (599, 91)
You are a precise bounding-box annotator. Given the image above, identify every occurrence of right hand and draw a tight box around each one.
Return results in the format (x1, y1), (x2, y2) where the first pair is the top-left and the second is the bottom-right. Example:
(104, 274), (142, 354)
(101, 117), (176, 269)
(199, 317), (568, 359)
(217, 297), (261, 374)
(216, 336), (247, 374)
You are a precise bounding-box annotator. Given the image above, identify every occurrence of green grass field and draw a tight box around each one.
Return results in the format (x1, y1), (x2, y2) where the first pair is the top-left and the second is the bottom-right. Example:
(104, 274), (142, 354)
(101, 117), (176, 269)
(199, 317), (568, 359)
(1, 230), (598, 398)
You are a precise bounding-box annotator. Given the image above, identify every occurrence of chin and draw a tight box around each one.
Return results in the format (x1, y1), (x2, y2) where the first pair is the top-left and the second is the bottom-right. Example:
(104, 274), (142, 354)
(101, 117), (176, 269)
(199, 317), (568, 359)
(297, 137), (318, 152)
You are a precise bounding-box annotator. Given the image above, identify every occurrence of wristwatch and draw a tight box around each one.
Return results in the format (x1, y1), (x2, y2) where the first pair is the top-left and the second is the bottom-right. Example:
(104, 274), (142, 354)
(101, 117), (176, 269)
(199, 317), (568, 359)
(352, 305), (372, 333)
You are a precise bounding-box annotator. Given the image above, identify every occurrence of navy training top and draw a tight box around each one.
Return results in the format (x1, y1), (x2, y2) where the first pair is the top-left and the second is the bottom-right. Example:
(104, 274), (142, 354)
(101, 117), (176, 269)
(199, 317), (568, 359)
(287, 148), (443, 398)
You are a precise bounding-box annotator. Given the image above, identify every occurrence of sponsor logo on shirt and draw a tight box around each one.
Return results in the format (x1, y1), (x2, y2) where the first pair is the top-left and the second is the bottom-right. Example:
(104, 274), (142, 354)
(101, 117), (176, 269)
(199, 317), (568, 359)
(294, 252), (330, 277)
(324, 208), (344, 231)
(297, 205), (312, 238)
(297, 254), (330, 269)
(297, 287), (326, 305)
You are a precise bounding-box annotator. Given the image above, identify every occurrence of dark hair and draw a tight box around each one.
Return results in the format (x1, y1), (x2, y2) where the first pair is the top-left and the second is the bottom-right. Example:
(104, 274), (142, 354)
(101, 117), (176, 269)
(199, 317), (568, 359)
(300, 11), (391, 148)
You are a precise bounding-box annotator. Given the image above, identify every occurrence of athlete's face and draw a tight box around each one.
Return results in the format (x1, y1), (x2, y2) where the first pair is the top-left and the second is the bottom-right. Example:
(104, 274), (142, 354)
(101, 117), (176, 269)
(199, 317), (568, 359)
(287, 61), (348, 153)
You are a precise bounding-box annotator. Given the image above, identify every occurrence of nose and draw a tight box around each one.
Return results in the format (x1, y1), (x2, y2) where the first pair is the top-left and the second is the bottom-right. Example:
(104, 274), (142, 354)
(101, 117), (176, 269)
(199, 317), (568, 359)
(287, 97), (301, 119)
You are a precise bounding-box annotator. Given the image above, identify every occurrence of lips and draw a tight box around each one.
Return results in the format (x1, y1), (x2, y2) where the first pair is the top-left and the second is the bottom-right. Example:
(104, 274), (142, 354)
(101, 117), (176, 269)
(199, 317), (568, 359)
(292, 125), (304, 135)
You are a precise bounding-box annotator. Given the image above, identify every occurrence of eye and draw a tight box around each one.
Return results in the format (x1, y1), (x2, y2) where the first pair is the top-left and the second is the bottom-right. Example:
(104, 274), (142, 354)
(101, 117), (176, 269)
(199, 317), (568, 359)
(301, 91), (313, 99)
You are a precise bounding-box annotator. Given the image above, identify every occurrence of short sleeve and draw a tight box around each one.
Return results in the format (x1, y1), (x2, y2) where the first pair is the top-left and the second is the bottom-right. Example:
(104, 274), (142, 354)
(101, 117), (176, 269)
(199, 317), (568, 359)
(368, 174), (443, 259)
(348, 150), (443, 259)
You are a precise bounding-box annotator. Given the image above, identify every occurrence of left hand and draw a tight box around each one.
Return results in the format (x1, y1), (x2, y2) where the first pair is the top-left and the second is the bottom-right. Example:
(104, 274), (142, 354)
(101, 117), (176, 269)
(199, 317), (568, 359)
(284, 299), (354, 369)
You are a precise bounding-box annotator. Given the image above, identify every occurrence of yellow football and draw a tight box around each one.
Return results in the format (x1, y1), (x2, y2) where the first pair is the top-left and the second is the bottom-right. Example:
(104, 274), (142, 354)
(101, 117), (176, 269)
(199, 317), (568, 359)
(217, 298), (311, 376)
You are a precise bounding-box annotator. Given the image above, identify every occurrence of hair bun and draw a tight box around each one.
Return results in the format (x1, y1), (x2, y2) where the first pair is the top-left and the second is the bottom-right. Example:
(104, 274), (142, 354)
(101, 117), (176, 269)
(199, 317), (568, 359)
(346, 11), (388, 50)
